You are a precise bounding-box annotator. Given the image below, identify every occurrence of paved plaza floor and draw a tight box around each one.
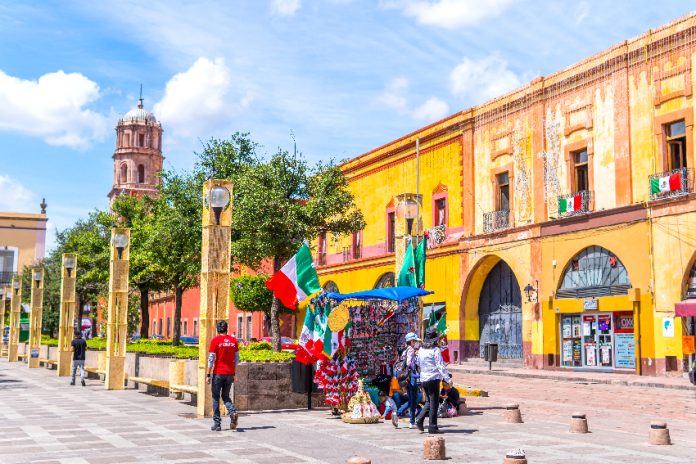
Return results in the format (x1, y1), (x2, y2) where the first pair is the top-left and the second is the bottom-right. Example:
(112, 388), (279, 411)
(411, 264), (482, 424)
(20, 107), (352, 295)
(1, 359), (696, 464)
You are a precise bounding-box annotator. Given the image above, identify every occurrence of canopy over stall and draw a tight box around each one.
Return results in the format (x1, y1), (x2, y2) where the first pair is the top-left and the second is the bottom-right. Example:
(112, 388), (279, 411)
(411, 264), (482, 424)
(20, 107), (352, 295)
(326, 286), (433, 302)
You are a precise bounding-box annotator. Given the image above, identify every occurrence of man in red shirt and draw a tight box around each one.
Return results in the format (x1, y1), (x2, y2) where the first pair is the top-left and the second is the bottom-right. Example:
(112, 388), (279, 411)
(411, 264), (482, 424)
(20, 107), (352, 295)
(206, 320), (240, 431)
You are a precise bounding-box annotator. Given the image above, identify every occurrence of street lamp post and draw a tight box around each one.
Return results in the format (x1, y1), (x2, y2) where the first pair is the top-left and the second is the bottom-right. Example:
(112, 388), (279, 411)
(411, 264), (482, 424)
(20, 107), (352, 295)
(7, 277), (21, 362)
(0, 286), (6, 356)
(197, 180), (232, 417)
(28, 268), (44, 368)
(105, 228), (130, 390)
(57, 254), (77, 376)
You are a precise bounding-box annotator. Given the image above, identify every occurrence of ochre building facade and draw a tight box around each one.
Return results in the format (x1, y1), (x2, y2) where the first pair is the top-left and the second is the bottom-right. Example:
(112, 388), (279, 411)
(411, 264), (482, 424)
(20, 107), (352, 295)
(310, 14), (696, 376)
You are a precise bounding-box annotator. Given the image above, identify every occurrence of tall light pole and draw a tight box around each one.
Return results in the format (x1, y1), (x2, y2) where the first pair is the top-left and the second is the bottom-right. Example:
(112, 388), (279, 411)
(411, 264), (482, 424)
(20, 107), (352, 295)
(105, 228), (130, 390)
(197, 180), (232, 417)
(57, 254), (77, 376)
(0, 286), (6, 356)
(7, 276), (21, 362)
(28, 268), (44, 368)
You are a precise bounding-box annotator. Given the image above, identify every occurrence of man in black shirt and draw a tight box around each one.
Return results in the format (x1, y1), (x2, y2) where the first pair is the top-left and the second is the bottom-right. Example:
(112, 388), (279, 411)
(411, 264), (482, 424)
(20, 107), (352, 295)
(70, 331), (87, 386)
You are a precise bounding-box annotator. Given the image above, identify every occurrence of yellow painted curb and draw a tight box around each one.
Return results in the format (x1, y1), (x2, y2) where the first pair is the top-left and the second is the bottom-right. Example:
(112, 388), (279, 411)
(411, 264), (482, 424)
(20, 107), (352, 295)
(454, 384), (489, 397)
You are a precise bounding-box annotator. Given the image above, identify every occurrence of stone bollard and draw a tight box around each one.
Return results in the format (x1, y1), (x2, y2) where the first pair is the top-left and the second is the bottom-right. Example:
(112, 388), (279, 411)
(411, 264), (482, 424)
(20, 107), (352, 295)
(346, 456), (371, 464)
(459, 398), (468, 415)
(169, 360), (186, 399)
(423, 435), (446, 460)
(569, 412), (589, 433)
(504, 404), (523, 423)
(503, 449), (527, 464)
(648, 421), (671, 445)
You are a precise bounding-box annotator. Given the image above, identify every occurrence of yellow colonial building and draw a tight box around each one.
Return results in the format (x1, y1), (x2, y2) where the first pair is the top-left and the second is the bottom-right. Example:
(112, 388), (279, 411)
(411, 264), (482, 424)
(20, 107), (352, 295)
(0, 206), (48, 288)
(310, 14), (696, 377)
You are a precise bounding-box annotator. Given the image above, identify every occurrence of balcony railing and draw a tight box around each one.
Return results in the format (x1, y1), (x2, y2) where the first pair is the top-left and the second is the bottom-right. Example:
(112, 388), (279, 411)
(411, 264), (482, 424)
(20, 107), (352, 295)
(649, 167), (693, 200)
(0, 272), (15, 286)
(483, 209), (511, 234)
(556, 190), (592, 218)
(342, 247), (350, 262)
(317, 252), (327, 266)
(426, 224), (447, 249)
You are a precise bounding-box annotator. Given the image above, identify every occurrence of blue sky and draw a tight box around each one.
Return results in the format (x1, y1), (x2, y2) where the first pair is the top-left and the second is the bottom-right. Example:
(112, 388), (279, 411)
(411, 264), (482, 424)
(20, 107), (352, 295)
(0, 0), (694, 251)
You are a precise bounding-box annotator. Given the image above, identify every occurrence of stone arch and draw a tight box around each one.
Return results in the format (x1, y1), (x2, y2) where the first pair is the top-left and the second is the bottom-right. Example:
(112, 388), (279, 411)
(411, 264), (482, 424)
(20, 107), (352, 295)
(137, 164), (145, 184)
(681, 251), (696, 299)
(119, 163), (128, 184)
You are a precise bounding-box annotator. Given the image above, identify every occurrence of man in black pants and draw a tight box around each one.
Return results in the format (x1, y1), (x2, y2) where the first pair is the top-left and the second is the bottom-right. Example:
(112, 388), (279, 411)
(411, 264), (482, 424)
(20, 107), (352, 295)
(70, 331), (87, 386)
(206, 321), (240, 431)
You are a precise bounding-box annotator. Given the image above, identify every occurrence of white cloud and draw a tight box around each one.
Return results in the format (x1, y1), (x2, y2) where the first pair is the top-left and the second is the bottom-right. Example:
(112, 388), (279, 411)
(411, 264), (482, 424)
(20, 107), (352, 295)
(270, 0), (301, 16)
(0, 70), (107, 149)
(378, 77), (449, 121)
(0, 175), (35, 212)
(154, 57), (253, 140)
(449, 54), (521, 105)
(389, 0), (516, 29)
(576, 1), (590, 25)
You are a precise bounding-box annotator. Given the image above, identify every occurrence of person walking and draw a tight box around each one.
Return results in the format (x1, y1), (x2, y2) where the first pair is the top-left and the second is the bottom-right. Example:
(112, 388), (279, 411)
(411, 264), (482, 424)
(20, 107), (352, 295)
(206, 320), (240, 431)
(415, 328), (451, 434)
(70, 330), (87, 386)
(403, 332), (421, 429)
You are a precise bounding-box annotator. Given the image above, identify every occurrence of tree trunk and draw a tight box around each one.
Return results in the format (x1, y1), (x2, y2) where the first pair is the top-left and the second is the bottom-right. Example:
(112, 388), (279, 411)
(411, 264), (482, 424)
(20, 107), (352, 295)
(270, 256), (282, 352)
(139, 285), (150, 339)
(173, 285), (183, 346)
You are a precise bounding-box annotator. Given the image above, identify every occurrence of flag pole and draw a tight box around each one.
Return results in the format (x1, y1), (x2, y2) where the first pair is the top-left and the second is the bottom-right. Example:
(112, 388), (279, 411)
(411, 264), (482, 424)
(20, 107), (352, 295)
(416, 138), (424, 339)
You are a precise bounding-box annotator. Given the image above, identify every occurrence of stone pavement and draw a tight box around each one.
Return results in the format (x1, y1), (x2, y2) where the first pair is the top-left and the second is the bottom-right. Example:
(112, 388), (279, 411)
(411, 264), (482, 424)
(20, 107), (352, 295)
(1, 359), (696, 464)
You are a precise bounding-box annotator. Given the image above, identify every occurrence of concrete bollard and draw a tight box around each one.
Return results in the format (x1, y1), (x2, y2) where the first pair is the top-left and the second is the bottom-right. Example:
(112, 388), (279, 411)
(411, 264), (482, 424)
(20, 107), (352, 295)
(503, 449), (527, 464)
(504, 404), (523, 423)
(459, 398), (468, 415)
(169, 360), (186, 399)
(569, 412), (588, 433)
(648, 421), (671, 445)
(346, 457), (371, 464)
(423, 435), (446, 460)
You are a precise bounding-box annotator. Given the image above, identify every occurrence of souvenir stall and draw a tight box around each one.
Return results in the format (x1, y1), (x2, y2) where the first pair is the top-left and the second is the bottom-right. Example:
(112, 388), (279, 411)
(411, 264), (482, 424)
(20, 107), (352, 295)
(300, 287), (433, 424)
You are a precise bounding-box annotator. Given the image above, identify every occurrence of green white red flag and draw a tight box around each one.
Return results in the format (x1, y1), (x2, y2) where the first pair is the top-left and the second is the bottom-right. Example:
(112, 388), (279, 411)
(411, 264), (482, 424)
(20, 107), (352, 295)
(650, 172), (682, 194)
(265, 244), (322, 309)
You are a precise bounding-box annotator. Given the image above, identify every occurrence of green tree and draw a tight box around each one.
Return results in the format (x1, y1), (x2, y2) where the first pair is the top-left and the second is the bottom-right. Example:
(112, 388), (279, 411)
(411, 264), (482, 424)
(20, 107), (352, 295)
(232, 150), (364, 350)
(20, 253), (61, 337)
(230, 275), (273, 313)
(111, 195), (166, 338)
(194, 132), (260, 180)
(148, 169), (202, 346)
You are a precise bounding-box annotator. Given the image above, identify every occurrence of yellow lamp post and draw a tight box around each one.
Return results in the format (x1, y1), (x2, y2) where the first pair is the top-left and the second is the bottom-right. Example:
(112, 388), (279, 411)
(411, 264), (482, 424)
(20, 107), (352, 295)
(0, 286), (6, 356)
(7, 276), (21, 362)
(28, 267), (45, 368)
(105, 228), (130, 390)
(197, 180), (232, 417)
(57, 254), (77, 376)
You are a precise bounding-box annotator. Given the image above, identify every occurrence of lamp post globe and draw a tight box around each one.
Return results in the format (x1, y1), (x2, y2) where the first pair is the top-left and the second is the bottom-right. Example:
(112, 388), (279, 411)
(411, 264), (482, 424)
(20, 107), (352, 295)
(33, 269), (43, 288)
(396, 197), (419, 236)
(209, 185), (231, 225)
(113, 232), (129, 260)
(64, 255), (76, 277)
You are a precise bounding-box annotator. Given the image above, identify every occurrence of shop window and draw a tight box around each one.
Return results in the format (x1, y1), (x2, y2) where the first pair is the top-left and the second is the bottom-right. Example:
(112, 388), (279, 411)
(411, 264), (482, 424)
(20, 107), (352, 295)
(158, 318), (163, 336)
(0, 249), (16, 285)
(665, 120), (687, 170)
(374, 272), (395, 289)
(246, 316), (252, 342)
(323, 281), (339, 293)
(573, 149), (589, 192)
(137, 164), (145, 183)
(237, 316), (243, 339)
(352, 231), (362, 259)
(434, 197), (447, 227)
(152, 319), (157, 334)
(387, 212), (396, 253)
(193, 319), (198, 336)
(557, 246), (631, 299)
(166, 318), (171, 338)
(496, 172), (510, 211)
(183, 320), (188, 336)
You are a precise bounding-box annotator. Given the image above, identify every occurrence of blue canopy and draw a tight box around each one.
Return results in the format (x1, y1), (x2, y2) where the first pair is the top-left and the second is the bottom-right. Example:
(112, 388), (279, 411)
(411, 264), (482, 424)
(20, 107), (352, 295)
(325, 286), (433, 302)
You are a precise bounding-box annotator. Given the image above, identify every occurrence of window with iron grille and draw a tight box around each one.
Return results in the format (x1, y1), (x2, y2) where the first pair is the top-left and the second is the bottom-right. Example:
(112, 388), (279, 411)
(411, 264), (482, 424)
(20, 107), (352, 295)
(557, 246), (631, 298)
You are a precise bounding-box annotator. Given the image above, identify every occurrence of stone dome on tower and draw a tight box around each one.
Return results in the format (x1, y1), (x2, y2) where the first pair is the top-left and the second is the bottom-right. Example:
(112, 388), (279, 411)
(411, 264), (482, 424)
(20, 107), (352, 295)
(108, 94), (164, 206)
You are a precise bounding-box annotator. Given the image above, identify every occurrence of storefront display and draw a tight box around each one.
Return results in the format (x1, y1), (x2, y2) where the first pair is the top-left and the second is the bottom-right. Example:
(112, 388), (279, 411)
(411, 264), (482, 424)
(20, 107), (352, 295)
(559, 311), (634, 370)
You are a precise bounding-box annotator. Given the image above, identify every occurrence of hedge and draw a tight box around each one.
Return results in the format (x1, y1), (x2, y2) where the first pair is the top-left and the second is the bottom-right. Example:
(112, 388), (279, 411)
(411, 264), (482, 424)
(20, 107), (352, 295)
(40, 335), (293, 362)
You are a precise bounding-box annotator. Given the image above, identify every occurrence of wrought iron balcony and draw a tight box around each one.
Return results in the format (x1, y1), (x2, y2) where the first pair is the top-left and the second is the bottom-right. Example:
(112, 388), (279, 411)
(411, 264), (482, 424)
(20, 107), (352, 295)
(649, 167), (692, 200)
(0, 272), (15, 286)
(342, 247), (350, 262)
(556, 190), (592, 218)
(426, 224), (447, 248)
(482, 209), (511, 234)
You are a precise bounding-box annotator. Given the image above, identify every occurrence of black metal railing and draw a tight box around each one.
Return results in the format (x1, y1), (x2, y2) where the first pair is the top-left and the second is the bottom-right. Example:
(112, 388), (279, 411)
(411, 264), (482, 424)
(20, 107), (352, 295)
(649, 167), (692, 200)
(317, 252), (326, 266)
(0, 272), (15, 286)
(556, 190), (592, 218)
(483, 209), (511, 234)
(342, 247), (350, 262)
(352, 246), (361, 260)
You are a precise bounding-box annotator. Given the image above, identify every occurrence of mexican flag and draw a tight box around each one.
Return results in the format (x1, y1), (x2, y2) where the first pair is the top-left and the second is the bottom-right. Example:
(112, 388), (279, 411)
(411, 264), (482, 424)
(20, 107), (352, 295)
(558, 193), (581, 214)
(427, 311), (450, 363)
(265, 244), (322, 309)
(296, 305), (316, 365)
(650, 172), (682, 194)
(415, 238), (426, 289)
(397, 237), (417, 287)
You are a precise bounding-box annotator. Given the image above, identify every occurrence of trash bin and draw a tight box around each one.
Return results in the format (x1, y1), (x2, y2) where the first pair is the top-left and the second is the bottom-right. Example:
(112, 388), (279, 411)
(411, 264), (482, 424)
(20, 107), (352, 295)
(291, 360), (317, 393)
(484, 343), (499, 362)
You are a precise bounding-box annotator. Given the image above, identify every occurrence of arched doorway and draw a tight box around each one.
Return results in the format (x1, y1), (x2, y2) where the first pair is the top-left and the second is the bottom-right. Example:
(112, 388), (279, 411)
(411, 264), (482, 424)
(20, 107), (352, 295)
(478, 260), (522, 359)
(374, 272), (395, 289)
(323, 281), (339, 293)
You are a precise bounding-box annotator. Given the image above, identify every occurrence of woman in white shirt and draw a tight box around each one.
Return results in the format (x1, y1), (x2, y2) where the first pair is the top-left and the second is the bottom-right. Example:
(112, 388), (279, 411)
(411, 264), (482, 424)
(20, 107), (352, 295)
(415, 328), (451, 434)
